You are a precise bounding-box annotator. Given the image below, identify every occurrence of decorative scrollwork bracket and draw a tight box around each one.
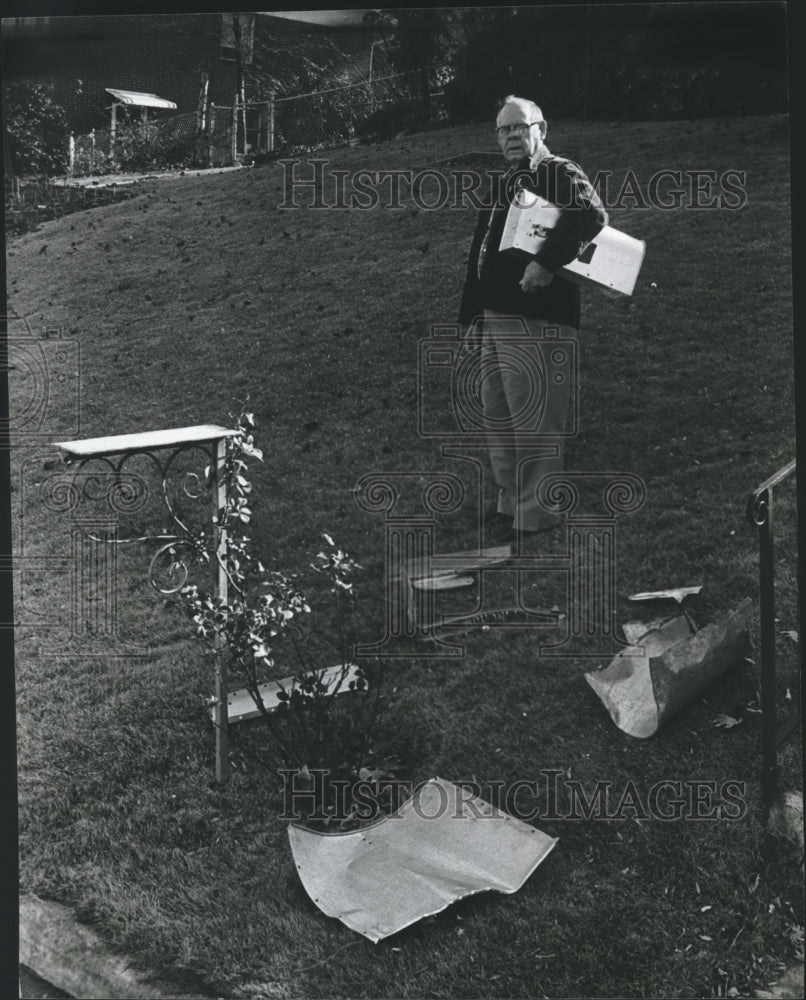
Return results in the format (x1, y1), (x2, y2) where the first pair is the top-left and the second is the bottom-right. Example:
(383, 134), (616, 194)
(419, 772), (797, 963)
(53, 424), (239, 783)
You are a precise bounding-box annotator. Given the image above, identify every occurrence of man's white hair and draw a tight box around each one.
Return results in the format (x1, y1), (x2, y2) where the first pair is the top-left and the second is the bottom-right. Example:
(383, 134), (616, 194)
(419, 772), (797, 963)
(496, 95), (545, 126)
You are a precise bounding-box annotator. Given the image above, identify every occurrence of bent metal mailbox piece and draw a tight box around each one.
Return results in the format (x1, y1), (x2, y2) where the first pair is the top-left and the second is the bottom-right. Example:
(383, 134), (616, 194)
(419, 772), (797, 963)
(288, 777), (557, 942)
(500, 189), (646, 297)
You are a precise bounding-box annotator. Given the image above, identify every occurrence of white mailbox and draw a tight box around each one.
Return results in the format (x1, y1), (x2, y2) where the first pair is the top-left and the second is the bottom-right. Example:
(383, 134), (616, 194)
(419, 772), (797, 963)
(499, 189), (646, 297)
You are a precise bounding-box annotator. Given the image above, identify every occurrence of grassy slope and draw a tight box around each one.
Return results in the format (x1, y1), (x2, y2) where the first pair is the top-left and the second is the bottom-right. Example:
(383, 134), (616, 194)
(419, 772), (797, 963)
(9, 115), (802, 999)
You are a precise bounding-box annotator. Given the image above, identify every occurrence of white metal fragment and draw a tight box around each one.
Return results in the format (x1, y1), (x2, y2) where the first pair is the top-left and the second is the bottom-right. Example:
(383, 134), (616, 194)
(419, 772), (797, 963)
(211, 663), (361, 724)
(621, 614), (681, 645)
(426, 543), (514, 576)
(628, 585), (703, 603)
(288, 777), (557, 942)
(585, 599), (753, 738)
(411, 574), (476, 591)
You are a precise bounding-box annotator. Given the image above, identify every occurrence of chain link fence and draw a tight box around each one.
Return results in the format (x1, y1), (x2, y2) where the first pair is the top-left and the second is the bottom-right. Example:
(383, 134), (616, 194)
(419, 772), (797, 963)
(274, 67), (449, 154)
(62, 67), (450, 177)
(205, 101), (272, 167)
(69, 112), (200, 176)
(5, 176), (142, 234)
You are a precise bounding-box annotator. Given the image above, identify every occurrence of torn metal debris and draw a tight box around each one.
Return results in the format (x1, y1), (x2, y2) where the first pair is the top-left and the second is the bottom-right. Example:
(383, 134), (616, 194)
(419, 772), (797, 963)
(405, 543), (514, 601)
(288, 777), (557, 942)
(585, 598), (753, 738)
(427, 544), (514, 576)
(210, 663), (360, 725)
(621, 614), (686, 645)
(430, 604), (564, 637)
(628, 585), (703, 603)
(411, 574), (476, 591)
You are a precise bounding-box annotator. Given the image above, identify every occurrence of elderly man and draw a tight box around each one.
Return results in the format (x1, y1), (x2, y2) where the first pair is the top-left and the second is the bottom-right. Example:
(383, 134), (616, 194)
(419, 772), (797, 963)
(459, 95), (607, 539)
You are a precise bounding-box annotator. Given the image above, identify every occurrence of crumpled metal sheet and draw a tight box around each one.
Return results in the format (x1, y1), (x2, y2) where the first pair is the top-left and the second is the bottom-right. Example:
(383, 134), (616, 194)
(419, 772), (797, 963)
(287, 777), (558, 942)
(585, 598), (753, 738)
(621, 614), (685, 645)
(628, 585), (703, 604)
(407, 544), (514, 591)
(411, 574), (475, 591)
(209, 663), (361, 724)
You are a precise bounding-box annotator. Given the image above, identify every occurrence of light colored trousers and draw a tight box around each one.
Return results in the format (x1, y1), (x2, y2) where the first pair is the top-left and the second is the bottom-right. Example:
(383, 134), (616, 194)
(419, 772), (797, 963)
(481, 310), (577, 531)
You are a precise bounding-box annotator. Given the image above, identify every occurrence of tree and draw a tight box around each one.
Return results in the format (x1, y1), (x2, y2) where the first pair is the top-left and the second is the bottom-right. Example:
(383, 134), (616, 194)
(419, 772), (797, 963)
(4, 78), (69, 177)
(365, 9), (467, 118)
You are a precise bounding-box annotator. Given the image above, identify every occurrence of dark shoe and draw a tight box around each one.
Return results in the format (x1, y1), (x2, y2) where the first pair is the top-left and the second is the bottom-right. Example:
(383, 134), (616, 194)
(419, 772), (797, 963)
(510, 523), (562, 552)
(485, 516), (515, 546)
(513, 521), (562, 536)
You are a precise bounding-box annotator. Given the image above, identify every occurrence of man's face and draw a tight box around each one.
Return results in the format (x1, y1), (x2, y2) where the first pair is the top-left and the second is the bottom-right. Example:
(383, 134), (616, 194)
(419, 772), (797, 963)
(496, 102), (544, 165)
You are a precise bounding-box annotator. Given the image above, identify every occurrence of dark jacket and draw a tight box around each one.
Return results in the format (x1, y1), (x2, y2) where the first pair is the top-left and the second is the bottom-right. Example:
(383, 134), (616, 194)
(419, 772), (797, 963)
(459, 150), (608, 329)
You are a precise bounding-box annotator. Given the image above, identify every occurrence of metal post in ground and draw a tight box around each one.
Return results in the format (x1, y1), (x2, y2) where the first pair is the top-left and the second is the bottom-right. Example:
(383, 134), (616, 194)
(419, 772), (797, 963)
(213, 436), (230, 783)
(747, 458), (797, 819)
(208, 105), (216, 167)
(196, 72), (209, 167)
(758, 485), (777, 817)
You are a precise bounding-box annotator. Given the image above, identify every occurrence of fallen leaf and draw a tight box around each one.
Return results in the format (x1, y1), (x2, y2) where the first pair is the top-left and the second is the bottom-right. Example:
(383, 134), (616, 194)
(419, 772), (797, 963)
(788, 925), (804, 946)
(358, 767), (389, 782)
(780, 630), (798, 643)
(712, 714), (744, 729)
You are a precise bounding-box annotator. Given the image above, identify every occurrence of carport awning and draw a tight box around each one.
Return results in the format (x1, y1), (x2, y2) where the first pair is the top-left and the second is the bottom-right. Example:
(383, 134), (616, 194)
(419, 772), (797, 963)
(105, 88), (177, 109)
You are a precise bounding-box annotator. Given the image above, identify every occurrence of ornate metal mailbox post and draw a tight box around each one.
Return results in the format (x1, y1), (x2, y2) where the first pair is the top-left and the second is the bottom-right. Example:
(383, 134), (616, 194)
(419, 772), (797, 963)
(54, 424), (239, 783)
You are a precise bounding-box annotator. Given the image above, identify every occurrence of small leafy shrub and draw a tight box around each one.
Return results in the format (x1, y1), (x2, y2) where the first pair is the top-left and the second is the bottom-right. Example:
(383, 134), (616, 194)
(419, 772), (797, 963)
(171, 412), (388, 816)
(107, 122), (161, 172)
(5, 78), (69, 176)
(71, 118), (196, 177)
(357, 101), (427, 142)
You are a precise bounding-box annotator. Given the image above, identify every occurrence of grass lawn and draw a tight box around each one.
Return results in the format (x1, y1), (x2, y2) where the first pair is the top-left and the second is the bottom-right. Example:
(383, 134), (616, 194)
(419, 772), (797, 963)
(9, 114), (802, 998)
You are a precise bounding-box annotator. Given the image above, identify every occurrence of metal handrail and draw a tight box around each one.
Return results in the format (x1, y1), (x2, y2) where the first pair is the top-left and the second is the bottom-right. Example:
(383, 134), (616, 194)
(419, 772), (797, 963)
(746, 458), (799, 817)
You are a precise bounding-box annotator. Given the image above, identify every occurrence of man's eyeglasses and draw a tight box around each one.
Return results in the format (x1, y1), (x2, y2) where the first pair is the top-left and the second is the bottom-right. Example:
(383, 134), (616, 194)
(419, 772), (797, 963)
(496, 122), (541, 137)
